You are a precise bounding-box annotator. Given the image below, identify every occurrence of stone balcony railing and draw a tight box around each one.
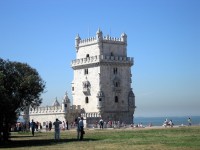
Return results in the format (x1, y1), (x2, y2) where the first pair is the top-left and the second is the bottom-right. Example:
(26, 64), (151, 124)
(71, 55), (133, 68)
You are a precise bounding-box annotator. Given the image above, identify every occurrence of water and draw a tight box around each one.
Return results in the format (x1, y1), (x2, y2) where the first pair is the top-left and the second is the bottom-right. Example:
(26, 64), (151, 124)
(134, 116), (200, 126)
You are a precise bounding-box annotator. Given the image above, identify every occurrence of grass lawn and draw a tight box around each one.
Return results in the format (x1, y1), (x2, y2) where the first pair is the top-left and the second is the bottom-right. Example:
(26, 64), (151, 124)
(1, 126), (200, 150)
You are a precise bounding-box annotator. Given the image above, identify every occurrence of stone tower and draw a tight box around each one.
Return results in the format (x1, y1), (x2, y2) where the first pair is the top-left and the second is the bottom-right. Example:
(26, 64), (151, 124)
(71, 29), (135, 124)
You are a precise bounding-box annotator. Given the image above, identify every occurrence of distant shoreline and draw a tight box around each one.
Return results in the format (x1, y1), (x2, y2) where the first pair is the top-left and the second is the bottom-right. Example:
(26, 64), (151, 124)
(134, 116), (200, 126)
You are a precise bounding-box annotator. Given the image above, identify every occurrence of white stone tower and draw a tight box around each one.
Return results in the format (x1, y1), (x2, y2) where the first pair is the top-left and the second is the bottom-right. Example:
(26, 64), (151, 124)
(71, 29), (135, 124)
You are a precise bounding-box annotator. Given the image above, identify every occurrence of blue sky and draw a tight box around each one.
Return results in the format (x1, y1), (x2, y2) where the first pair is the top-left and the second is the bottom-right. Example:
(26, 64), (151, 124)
(0, 0), (200, 117)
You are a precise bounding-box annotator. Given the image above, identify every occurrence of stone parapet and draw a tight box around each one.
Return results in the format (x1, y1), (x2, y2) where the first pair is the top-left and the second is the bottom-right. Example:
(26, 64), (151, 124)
(71, 55), (100, 67)
(77, 35), (126, 48)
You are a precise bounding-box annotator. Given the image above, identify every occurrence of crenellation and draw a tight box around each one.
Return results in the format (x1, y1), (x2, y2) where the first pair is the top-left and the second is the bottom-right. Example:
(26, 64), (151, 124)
(79, 37), (96, 44)
(76, 30), (126, 49)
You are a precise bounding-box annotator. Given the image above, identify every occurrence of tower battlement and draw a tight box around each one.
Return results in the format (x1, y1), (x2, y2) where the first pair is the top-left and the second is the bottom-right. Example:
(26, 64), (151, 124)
(75, 29), (127, 49)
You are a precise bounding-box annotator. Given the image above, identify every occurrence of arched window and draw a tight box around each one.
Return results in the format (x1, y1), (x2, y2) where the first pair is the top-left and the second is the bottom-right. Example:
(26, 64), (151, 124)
(86, 54), (89, 58)
(115, 96), (118, 103)
(110, 52), (113, 56)
(99, 98), (102, 101)
(85, 97), (89, 103)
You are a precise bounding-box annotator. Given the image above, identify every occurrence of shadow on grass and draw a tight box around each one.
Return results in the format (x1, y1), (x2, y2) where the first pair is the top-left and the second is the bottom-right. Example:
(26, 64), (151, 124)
(0, 138), (98, 148)
(10, 135), (34, 138)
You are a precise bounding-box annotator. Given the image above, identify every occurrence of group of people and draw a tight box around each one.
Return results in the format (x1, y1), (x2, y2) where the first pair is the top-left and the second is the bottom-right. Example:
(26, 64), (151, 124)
(75, 117), (85, 141)
(45, 121), (52, 131)
(163, 117), (192, 127)
(30, 117), (85, 141)
(163, 119), (174, 127)
(94, 120), (128, 129)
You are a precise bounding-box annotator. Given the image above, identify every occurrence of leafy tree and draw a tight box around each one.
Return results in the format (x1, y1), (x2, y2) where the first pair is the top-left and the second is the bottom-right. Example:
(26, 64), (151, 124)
(0, 58), (45, 142)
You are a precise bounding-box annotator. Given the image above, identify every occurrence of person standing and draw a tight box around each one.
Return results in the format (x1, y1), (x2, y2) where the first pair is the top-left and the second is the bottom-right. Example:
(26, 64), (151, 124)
(99, 118), (104, 129)
(30, 119), (36, 136)
(53, 118), (62, 141)
(75, 117), (80, 140)
(49, 121), (52, 131)
(62, 121), (66, 131)
(79, 117), (84, 140)
(46, 121), (48, 132)
(66, 120), (69, 130)
(188, 117), (192, 126)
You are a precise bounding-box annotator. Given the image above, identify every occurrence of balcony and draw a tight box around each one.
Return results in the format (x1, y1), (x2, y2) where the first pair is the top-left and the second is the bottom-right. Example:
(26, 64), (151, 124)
(83, 87), (90, 95)
(71, 55), (134, 68)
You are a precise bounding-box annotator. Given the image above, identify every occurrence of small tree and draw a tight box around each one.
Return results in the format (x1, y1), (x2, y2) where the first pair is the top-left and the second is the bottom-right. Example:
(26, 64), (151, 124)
(0, 58), (45, 142)
(65, 109), (81, 126)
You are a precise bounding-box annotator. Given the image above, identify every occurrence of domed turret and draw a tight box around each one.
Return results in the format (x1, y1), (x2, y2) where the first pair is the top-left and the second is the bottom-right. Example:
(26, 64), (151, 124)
(52, 97), (60, 107)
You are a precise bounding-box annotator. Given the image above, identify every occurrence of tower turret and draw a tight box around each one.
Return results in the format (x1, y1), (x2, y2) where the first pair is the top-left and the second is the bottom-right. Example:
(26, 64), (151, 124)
(121, 32), (127, 43)
(62, 91), (70, 111)
(75, 34), (81, 51)
(96, 28), (103, 42)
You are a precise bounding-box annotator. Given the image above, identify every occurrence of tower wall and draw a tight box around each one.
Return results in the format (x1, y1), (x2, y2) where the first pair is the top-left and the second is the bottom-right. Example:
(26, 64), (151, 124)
(72, 66), (100, 112)
(100, 65), (131, 112)
(77, 44), (100, 59)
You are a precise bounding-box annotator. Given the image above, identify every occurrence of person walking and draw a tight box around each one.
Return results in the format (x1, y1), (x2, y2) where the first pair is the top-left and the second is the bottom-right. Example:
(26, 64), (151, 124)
(79, 117), (84, 140)
(53, 118), (62, 141)
(30, 119), (36, 136)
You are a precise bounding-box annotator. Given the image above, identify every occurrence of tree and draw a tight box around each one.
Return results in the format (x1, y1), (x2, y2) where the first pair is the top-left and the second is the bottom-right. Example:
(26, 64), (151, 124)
(0, 58), (45, 142)
(65, 109), (81, 125)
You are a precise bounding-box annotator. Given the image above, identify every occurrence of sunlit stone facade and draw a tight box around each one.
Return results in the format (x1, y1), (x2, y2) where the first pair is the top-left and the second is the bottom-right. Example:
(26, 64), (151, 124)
(71, 29), (135, 124)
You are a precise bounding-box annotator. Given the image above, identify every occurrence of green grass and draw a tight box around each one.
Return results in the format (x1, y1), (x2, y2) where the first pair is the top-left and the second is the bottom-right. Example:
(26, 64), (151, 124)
(1, 126), (200, 150)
